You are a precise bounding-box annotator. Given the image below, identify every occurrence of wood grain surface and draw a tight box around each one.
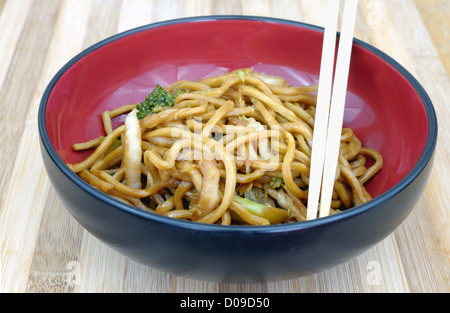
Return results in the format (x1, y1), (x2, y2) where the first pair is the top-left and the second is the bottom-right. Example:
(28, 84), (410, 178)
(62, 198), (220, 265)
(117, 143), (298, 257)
(0, 0), (449, 293)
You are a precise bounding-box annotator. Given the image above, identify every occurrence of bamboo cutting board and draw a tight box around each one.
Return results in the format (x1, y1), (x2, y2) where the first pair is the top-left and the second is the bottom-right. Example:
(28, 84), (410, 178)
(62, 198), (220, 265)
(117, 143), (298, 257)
(0, 0), (449, 293)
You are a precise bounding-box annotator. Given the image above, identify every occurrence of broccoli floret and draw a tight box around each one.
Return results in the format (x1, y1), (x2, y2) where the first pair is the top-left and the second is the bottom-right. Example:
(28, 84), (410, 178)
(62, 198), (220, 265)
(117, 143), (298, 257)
(269, 177), (284, 189)
(136, 85), (187, 120)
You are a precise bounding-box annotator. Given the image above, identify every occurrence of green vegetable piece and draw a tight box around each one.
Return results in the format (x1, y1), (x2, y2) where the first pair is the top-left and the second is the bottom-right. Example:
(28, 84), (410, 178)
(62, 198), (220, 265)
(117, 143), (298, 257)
(136, 84), (187, 120)
(269, 177), (284, 189)
(233, 195), (289, 224)
(109, 138), (122, 150)
(237, 70), (249, 82)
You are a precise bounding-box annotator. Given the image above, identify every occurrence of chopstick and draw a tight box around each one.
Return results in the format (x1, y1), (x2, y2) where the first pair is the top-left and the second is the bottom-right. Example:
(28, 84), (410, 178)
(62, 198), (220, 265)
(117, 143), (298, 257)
(306, 0), (341, 220)
(306, 0), (358, 220)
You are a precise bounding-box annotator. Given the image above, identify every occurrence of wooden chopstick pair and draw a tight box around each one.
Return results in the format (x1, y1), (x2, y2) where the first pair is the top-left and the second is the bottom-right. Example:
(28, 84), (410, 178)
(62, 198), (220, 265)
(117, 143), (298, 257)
(306, 0), (358, 220)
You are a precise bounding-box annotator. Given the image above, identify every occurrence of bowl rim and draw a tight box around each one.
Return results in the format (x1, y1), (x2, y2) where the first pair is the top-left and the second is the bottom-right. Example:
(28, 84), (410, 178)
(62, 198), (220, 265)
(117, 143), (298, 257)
(38, 15), (438, 233)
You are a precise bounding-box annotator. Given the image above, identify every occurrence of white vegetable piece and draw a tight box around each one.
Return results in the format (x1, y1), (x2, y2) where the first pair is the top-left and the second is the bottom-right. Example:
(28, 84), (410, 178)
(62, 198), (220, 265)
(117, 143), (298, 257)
(123, 108), (142, 189)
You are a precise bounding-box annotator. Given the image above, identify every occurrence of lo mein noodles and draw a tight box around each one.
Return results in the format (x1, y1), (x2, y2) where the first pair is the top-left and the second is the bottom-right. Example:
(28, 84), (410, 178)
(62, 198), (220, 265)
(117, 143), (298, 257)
(68, 69), (383, 225)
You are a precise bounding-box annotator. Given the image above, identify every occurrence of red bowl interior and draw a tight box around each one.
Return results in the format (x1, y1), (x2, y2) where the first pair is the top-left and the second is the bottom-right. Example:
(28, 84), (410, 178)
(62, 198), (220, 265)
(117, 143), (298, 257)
(45, 18), (429, 199)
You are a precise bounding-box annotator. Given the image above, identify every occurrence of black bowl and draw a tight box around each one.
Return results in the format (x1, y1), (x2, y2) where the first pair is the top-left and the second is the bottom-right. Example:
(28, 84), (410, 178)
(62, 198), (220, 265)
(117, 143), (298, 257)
(38, 16), (437, 282)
